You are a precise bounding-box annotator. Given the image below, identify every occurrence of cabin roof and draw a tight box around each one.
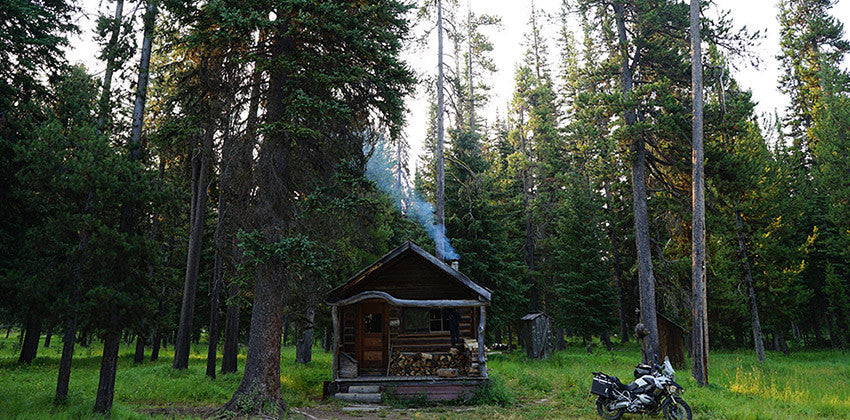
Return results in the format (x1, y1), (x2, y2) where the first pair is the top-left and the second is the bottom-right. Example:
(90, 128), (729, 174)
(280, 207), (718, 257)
(326, 241), (491, 304)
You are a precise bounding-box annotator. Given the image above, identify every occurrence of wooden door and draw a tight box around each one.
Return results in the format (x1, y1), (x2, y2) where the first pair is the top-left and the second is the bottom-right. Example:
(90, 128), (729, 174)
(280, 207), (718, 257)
(357, 301), (387, 373)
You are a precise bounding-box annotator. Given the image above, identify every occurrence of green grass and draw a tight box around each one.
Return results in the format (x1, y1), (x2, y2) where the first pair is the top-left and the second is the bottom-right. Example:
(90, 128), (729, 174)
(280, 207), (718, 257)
(1, 332), (848, 419)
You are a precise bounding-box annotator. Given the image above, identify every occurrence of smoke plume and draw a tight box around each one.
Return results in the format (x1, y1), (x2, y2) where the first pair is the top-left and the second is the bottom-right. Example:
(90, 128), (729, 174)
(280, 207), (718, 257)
(365, 140), (459, 261)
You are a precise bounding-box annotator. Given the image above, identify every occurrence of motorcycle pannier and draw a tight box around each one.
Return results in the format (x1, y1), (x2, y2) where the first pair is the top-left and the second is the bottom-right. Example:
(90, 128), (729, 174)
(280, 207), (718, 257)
(591, 375), (615, 398)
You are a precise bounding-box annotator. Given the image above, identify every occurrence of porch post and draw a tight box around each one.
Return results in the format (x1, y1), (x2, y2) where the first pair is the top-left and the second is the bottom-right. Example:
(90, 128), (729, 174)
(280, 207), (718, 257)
(478, 305), (487, 378)
(332, 304), (340, 380)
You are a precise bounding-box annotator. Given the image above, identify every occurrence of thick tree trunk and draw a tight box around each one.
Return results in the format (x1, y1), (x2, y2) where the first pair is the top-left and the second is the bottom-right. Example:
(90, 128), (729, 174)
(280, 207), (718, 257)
(19, 314), (41, 364)
(614, 1), (659, 363)
(222, 29), (290, 415)
(134, 334), (145, 364)
(206, 251), (223, 378)
(295, 306), (315, 364)
(690, 0), (709, 387)
(735, 210), (765, 362)
(435, 0), (446, 260)
(173, 133), (211, 370)
(221, 282), (240, 374)
(96, 0), (125, 132)
(222, 267), (286, 415)
(93, 321), (121, 414)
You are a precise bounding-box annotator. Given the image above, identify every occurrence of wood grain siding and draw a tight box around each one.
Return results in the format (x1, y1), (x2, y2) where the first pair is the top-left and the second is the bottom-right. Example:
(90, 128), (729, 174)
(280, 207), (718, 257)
(343, 253), (479, 300)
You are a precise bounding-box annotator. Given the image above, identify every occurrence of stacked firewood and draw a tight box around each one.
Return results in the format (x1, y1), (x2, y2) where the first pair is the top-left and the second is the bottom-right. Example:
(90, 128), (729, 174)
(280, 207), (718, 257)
(388, 348), (471, 376)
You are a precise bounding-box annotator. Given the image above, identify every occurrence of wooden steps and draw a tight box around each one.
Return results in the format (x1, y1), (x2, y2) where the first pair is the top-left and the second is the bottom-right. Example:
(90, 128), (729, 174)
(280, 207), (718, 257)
(333, 388), (382, 404)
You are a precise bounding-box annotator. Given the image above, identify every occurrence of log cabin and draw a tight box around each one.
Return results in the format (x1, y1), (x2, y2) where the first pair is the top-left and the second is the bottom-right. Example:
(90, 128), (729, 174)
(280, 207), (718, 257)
(324, 241), (491, 402)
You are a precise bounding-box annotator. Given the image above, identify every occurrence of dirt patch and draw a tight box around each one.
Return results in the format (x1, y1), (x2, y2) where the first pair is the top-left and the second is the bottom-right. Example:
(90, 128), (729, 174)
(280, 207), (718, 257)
(139, 404), (219, 418)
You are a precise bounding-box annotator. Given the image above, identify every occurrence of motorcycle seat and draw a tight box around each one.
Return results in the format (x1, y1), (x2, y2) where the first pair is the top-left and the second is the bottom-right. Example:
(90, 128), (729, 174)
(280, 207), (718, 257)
(611, 377), (639, 392)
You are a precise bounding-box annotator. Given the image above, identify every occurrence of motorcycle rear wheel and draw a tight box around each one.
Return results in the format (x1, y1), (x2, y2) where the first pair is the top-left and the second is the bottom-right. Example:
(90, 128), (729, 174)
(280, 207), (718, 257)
(596, 397), (624, 420)
(662, 396), (692, 420)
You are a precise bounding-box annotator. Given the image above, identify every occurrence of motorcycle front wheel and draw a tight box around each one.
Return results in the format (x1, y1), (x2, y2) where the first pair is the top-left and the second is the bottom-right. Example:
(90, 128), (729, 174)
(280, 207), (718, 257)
(662, 396), (692, 420)
(596, 397), (624, 420)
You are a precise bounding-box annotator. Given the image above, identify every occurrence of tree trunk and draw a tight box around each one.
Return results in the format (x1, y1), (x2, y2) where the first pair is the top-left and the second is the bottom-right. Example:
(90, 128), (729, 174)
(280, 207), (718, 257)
(604, 181), (628, 343)
(323, 327), (332, 353)
(5, 326), (10, 338)
(55, 316), (76, 404)
(735, 210), (765, 362)
(435, 0), (446, 260)
(222, 266), (286, 415)
(19, 314), (41, 364)
(93, 320), (121, 414)
(206, 251), (223, 378)
(134, 334), (145, 364)
(173, 130), (212, 370)
(282, 314), (290, 347)
(614, 0), (658, 363)
(96, 0), (125, 132)
(44, 326), (53, 348)
(690, 0), (709, 386)
(222, 28), (291, 415)
(221, 282), (240, 374)
(295, 306), (315, 364)
(150, 333), (160, 361)
(601, 330), (614, 351)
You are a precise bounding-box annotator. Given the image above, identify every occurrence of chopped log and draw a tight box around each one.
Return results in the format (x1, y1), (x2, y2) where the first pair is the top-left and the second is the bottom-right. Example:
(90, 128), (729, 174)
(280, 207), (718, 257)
(437, 368), (458, 378)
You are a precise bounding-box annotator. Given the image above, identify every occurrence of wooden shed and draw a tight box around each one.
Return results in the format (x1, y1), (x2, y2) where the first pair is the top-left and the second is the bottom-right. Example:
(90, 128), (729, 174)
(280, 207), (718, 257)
(520, 312), (554, 359)
(657, 312), (686, 368)
(324, 241), (491, 402)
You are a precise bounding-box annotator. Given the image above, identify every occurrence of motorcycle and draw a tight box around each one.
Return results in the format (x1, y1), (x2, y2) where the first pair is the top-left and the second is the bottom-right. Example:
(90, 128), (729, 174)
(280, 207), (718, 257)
(590, 356), (691, 420)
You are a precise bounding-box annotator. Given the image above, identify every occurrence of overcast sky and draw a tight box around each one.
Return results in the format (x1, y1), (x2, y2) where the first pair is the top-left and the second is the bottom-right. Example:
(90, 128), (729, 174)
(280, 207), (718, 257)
(65, 0), (850, 174)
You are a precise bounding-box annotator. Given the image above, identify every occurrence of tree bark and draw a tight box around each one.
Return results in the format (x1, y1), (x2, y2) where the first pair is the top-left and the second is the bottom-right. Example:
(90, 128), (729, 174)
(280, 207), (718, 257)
(173, 130), (212, 370)
(134, 333), (145, 364)
(44, 326), (53, 348)
(55, 315), (76, 404)
(221, 266), (286, 415)
(690, 0), (709, 386)
(735, 210), (765, 362)
(93, 320), (121, 414)
(96, 0), (125, 132)
(222, 29), (291, 415)
(295, 306), (315, 364)
(19, 314), (41, 364)
(282, 314), (290, 347)
(206, 251), (223, 378)
(221, 282), (240, 374)
(604, 181), (628, 343)
(435, 0), (446, 260)
(613, 0), (658, 363)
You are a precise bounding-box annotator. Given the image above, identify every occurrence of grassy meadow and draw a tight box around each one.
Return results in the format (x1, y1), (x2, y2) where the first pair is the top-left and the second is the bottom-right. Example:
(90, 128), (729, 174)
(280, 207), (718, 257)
(0, 331), (848, 419)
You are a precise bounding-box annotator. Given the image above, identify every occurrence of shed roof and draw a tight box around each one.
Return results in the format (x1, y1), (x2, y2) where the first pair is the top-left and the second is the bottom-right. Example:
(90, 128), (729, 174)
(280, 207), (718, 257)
(326, 241), (491, 304)
(521, 312), (552, 321)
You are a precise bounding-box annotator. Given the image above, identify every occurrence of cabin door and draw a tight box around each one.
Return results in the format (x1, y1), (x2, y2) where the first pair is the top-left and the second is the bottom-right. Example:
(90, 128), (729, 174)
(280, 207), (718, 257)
(357, 301), (387, 374)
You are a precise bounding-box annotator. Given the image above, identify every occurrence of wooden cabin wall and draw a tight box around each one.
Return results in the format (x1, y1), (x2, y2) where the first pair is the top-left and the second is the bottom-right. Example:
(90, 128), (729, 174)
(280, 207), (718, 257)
(341, 305), (355, 355)
(388, 305), (476, 353)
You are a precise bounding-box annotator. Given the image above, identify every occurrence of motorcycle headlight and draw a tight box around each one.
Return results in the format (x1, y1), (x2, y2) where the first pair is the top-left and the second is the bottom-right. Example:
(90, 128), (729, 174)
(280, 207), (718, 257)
(666, 385), (679, 395)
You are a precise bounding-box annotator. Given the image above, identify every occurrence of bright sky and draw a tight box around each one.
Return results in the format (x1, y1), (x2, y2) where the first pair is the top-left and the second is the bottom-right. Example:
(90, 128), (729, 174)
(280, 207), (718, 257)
(64, 0), (850, 175)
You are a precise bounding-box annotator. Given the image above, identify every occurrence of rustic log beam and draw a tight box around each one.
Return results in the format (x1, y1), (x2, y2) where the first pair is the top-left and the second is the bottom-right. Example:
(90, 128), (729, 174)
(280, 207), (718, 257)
(329, 291), (487, 308)
(478, 306), (487, 379)
(332, 305), (340, 380)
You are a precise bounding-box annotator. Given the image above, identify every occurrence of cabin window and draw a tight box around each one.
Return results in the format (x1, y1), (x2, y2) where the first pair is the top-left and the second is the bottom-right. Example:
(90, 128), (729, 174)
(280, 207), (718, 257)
(403, 308), (449, 333)
(364, 313), (382, 333)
